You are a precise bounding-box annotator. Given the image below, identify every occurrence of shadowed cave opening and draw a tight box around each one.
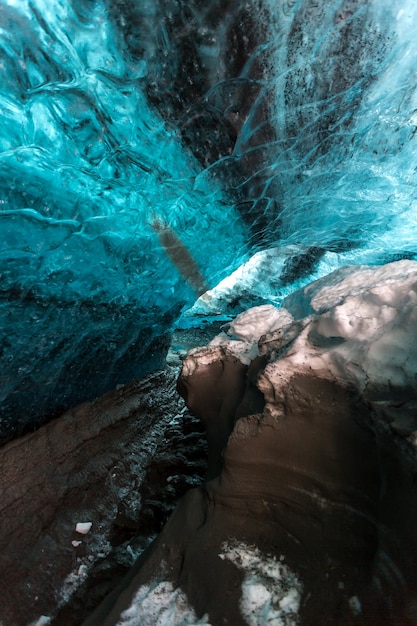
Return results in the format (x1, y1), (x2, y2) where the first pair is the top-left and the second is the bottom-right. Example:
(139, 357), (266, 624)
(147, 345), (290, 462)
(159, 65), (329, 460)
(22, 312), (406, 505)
(1, 0), (417, 624)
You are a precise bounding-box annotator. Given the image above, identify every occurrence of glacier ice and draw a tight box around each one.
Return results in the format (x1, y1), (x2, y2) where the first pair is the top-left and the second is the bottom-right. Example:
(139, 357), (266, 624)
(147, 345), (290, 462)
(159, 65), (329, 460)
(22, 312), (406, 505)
(2, 0), (417, 439)
(0, 0), (248, 439)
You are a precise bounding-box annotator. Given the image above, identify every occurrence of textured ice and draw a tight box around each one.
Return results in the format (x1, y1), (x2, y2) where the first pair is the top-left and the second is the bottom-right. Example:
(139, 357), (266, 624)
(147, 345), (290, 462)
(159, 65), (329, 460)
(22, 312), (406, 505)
(174, 259), (417, 623)
(2, 0), (417, 439)
(0, 0), (247, 438)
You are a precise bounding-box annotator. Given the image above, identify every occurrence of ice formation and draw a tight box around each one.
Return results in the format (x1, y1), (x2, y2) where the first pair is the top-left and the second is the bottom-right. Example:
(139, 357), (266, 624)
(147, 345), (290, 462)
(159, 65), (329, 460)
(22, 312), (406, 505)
(2, 0), (417, 624)
(115, 580), (210, 626)
(0, 0), (248, 438)
(219, 541), (302, 626)
(2, 0), (417, 439)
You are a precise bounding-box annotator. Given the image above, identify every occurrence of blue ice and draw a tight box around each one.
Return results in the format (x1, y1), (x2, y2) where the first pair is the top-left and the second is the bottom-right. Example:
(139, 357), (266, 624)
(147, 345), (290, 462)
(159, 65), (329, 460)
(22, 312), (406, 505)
(1, 0), (417, 440)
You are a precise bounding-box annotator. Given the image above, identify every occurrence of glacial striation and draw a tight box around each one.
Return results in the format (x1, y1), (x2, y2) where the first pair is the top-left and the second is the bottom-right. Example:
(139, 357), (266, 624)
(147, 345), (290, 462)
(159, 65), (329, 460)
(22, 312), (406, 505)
(86, 260), (417, 625)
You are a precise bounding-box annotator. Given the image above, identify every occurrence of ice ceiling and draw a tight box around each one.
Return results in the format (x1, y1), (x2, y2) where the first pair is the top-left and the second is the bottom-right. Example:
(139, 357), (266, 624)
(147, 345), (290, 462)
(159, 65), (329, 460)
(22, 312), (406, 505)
(1, 0), (417, 442)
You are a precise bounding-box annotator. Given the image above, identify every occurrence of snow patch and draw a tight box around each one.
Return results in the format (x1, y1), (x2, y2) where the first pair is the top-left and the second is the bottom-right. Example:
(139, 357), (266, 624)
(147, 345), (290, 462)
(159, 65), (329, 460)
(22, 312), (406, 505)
(115, 579), (211, 626)
(227, 305), (294, 343)
(76, 521), (92, 534)
(204, 305), (295, 365)
(219, 541), (302, 625)
(59, 560), (91, 605)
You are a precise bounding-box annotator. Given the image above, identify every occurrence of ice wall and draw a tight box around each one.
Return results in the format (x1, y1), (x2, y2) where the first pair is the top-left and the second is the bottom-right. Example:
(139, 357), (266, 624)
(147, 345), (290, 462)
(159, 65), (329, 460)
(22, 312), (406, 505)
(110, 0), (417, 255)
(267, 1), (417, 254)
(1, 0), (417, 440)
(0, 0), (248, 440)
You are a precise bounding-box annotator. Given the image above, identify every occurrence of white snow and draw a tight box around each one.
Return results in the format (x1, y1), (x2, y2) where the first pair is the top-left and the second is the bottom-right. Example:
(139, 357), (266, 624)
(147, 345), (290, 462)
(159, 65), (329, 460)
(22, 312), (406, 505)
(284, 259), (417, 316)
(227, 305), (294, 343)
(180, 345), (231, 377)
(180, 246), (405, 326)
(75, 521), (92, 534)
(114, 544), (301, 626)
(187, 260), (417, 432)
(59, 560), (91, 605)
(115, 579), (211, 626)
(273, 260), (417, 403)
(182, 248), (291, 316)
(219, 541), (302, 626)
(202, 306), (294, 366)
(208, 333), (258, 365)
(183, 260), (417, 400)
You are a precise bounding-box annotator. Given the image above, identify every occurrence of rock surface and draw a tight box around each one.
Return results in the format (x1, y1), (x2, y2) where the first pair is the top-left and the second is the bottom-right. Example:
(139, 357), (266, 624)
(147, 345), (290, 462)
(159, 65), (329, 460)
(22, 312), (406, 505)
(86, 260), (417, 625)
(0, 367), (207, 626)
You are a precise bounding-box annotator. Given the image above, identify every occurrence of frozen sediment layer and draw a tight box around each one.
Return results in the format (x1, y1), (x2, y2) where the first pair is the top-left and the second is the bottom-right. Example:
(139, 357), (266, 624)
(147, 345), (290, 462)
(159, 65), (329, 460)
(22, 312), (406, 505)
(87, 260), (417, 626)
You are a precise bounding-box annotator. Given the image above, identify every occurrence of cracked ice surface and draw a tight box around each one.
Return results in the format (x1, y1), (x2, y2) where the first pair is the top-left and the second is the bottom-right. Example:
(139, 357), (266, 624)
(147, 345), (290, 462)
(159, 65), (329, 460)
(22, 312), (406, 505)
(0, 0), (248, 438)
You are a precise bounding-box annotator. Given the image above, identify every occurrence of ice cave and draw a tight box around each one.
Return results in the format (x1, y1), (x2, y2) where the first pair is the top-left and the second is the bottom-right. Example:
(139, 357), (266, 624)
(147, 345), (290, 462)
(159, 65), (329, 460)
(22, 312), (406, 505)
(1, 0), (417, 624)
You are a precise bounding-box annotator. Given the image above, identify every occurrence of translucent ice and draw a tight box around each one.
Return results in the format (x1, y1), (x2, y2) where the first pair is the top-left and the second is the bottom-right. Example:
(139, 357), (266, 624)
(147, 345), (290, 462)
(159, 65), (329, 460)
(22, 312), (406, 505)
(2, 0), (417, 440)
(0, 0), (247, 439)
